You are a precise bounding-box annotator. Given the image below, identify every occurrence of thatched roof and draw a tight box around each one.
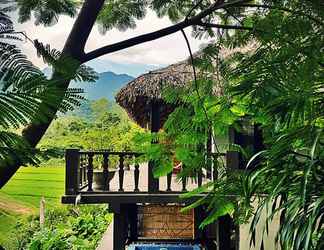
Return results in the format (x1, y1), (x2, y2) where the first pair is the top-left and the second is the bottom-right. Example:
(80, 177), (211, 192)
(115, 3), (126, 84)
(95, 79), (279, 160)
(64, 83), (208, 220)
(115, 59), (195, 128)
(115, 45), (255, 128)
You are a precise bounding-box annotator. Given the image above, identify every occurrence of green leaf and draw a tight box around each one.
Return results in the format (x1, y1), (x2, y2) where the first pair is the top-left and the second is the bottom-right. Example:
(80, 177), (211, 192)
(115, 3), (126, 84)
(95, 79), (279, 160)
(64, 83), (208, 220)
(200, 203), (235, 228)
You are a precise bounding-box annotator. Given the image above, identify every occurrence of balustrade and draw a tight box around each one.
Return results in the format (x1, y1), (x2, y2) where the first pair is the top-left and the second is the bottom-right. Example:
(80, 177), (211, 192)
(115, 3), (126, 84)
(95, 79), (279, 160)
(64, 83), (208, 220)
(65, 149), (228, 196)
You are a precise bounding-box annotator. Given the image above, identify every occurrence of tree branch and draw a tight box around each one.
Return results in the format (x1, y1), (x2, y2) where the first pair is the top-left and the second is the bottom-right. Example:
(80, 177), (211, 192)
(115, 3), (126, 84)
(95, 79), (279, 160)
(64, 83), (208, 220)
(198, 21), (254, 31)
(83, 0), (249, 62)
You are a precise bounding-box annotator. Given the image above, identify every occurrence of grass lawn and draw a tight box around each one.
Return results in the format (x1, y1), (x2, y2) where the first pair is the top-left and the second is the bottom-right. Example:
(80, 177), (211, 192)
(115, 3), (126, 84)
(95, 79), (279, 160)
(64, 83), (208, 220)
(0, 166), (65, 209)
(0, 166), (65, 248)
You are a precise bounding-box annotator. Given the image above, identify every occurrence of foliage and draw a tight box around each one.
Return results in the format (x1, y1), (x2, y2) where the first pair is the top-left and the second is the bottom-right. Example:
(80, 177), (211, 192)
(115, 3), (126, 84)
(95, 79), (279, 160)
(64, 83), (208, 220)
(15, 0), (78, 26)
(135, 1), (324, 250)
(0, 6), (97, 167)
(15, 205), (111, 250)
(0, 9), (57, 166)
(2, 0), (323, 249)
(97, 0), (148, 33)
(39, 98), (143, 167)
(219, 2), (324, 249)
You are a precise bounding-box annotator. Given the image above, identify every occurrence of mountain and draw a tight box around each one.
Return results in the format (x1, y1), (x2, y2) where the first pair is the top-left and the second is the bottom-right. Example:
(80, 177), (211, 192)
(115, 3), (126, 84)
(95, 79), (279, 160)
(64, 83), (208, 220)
(71, 71), (134, 101)
(43, 68), (134, 101)
(86, 59), (161, 77)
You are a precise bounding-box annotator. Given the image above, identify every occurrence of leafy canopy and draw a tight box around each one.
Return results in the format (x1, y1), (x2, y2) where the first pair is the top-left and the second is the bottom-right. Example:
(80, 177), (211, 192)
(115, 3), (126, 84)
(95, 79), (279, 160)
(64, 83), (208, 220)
(135, 1), (323, 249)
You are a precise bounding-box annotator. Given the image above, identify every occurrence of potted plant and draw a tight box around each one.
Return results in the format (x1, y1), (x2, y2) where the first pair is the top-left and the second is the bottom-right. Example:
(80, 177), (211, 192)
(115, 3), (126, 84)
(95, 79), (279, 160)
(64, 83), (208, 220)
(93, 157), (116, 190)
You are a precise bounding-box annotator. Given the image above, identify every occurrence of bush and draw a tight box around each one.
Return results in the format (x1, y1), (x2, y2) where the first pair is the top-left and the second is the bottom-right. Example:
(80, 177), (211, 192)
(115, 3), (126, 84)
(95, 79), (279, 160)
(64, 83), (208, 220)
(16, 205), (112, 250)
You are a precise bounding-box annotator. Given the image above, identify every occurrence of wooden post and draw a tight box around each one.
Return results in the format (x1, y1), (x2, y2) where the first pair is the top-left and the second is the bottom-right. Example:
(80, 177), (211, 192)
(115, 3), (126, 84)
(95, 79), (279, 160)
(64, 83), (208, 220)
(128, 204), (138, 241)
(253, 124), (265, 153)
(65, 149), (80, 195)
(103, 153), (109, 191)
(112, 205), (128, 250)
(218, 215), (232, 250)
(148, 101), (160, 193)
(226, 151), (240, 171)
(194, 206), (205, 240)
(87, 153), (94, 191)
(39, 197), (45, 227)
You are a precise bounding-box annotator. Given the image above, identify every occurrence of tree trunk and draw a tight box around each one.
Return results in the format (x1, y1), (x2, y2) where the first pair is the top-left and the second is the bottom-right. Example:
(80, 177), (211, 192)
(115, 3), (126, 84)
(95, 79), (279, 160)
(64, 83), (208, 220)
(0, 0), (105, 188)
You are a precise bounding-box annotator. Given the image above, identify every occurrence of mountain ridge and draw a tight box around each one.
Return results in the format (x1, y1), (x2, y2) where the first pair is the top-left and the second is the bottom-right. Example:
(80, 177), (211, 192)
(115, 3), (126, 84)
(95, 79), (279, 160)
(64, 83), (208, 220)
(42, 67), (134, 101)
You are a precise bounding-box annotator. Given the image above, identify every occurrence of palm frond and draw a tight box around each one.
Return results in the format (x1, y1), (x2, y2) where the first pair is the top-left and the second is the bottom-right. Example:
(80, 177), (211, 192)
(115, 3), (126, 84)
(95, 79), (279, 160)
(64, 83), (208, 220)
(0, 12), (87, 165)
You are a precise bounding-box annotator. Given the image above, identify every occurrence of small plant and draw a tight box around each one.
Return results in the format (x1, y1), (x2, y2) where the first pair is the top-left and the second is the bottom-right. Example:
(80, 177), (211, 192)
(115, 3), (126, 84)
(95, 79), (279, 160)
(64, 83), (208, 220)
(15, 205), (112, 250)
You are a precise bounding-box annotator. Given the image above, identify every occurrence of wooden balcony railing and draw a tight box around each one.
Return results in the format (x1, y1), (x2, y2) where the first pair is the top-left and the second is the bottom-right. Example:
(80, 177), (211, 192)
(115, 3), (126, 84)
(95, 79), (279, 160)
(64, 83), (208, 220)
(65, 149), (143, 195)
(63, 149), (236, 204)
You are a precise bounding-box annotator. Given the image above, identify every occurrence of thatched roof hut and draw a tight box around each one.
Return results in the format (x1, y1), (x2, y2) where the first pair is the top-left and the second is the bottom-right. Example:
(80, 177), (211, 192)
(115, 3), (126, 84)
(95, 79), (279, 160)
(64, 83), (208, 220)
(115, 45), (254, 128)
(115, 59), (195, 128)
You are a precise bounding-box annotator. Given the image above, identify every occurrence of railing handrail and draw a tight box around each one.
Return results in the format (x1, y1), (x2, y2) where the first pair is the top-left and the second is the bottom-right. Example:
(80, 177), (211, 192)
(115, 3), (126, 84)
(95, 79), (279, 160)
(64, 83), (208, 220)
(78, 150), (224, 157)
(79, 150), (143, 156)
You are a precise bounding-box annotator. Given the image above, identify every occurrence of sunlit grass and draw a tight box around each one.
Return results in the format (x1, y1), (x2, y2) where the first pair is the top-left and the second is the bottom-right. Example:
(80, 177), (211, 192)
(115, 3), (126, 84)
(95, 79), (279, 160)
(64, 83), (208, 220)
(0, 166), (65, 208)
(0, 166), (65, 248)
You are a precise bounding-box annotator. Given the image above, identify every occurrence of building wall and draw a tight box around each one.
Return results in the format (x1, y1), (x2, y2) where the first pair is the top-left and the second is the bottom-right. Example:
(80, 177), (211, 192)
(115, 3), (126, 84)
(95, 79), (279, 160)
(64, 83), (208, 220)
(239, 206), (280, 250)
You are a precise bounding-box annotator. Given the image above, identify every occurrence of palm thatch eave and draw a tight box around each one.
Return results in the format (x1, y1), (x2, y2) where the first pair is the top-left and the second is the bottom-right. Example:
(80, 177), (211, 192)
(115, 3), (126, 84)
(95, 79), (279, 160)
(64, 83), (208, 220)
(115, 59), (195, 128)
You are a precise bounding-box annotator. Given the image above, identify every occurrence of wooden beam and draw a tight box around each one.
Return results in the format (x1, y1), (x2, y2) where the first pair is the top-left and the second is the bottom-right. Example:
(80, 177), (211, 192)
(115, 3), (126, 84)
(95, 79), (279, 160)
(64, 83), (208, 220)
(62, 193), (200, 204)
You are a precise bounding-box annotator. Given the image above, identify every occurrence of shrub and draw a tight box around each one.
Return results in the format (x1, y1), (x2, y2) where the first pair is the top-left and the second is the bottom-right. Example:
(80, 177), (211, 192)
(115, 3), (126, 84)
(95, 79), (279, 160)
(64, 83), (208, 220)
(16, 205), (111, 250)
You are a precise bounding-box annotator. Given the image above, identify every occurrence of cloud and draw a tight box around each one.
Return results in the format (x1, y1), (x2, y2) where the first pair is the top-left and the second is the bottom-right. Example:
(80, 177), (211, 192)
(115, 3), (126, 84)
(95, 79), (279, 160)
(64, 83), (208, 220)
(10, 9), (210, 74)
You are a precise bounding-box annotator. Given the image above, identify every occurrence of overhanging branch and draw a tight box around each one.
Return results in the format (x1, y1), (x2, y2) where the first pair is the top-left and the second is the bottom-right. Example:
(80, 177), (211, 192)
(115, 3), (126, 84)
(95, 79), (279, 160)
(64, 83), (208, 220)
(83, 0), (250, 62)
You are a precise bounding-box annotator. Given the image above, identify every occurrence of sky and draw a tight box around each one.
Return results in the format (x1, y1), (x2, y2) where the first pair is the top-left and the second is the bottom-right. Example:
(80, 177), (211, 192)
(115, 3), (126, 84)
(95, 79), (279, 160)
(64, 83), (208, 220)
(11, 9), (210, 77)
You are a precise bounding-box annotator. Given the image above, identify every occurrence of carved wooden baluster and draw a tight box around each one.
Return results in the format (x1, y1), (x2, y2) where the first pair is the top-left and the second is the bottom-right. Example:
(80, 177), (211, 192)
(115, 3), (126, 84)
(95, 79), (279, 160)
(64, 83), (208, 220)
(87, 153), (94, 191)
(197, 169), (203, 187)
(102, 153), (109, 191)
(166, 172), (172, 192)
(134, 156), (140, 192)
(181, 164), (187, 192)
(118, 155), (125, 192)
(82, 155), (87, 185)
(182, 176), (187, 192)
(79, 155), (83, 186)
(83, 161), (87, 184)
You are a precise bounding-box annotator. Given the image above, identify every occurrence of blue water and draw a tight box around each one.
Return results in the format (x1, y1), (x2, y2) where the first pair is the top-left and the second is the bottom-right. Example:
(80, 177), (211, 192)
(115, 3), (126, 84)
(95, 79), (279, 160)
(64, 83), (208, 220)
(127, 244), (201, 250)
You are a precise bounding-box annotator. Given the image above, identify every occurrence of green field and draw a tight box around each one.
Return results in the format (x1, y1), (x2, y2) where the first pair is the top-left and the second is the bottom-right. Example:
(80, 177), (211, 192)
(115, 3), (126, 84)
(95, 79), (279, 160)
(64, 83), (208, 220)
(0, 166), (65, 209)
(0, 166), (65, 248)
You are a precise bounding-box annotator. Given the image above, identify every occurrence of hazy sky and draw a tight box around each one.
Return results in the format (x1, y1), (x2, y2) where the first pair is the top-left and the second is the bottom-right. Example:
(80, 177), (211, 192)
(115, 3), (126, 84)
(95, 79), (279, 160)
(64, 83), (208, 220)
(12, 10), (210, 76)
